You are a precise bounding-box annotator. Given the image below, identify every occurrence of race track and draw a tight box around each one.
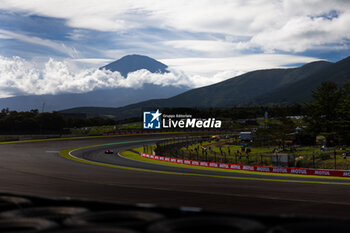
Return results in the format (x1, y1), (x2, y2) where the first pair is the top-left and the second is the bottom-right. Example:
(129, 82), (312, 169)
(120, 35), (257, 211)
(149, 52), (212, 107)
(1, 134), (350, 219)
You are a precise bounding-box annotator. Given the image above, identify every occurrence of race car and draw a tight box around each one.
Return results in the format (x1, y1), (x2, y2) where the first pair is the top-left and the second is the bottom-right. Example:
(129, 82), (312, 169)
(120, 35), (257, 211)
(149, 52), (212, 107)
(104, 149), (114, 154)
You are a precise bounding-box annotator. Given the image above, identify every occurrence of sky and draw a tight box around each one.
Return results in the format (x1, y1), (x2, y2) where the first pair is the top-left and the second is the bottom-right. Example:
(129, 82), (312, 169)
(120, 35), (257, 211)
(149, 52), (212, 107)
(0, 0), (350, 97)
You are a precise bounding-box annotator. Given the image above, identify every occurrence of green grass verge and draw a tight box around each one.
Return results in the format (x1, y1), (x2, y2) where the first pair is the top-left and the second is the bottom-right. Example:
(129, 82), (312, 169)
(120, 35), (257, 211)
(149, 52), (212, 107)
(179, 140), (350, 169)
(117, 138), (350, 170)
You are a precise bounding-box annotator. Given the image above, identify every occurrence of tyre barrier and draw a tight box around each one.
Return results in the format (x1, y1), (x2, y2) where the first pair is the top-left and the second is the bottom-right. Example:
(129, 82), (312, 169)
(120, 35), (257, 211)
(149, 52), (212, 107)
(0, 207), (89, 222)
(65, 210), (164, 230)
(48, 227), (139, 233)
(147, 216), (266, 233)
(0, 193), (348, 232)
(0, 195), (32, 211)
(0, 217), (57, 233)
(268, 220), (350, 233)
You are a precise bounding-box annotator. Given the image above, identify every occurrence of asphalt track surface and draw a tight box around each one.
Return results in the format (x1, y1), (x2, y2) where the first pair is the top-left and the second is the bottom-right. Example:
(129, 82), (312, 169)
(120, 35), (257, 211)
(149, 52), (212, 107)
(1, 134), (350, 220)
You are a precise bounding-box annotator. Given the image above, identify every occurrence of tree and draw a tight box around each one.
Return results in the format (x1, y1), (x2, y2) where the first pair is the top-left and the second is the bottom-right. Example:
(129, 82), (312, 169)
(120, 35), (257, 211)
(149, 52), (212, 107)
(0, 108), (9, 116)
(334, 83), (350, 143)
(37, 112), (65, 133)
(306, 81), (350, 145)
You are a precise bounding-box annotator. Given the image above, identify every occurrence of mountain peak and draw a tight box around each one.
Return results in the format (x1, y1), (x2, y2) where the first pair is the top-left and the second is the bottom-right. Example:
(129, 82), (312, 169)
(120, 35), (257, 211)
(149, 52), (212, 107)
(100, 54), (169, 77)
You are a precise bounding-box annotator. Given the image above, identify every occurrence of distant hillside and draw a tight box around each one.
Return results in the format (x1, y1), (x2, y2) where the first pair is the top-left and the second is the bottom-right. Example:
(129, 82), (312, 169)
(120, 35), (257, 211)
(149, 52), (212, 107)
(100, 54), (169, 77)
(61, 59), (337, 120)
(157, 60), (331, 108)
(249, 56), (350, 105)
(0, 84), (187, 112)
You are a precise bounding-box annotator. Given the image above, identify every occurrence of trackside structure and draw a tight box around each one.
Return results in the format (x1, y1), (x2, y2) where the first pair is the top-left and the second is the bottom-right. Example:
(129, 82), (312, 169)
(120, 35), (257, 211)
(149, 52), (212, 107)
(140, 152), (350, 178)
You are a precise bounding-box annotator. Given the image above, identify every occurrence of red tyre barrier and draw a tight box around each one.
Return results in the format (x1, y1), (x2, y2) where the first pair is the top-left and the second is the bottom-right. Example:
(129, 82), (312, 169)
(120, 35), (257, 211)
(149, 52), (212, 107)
(140, 152), (350, 178)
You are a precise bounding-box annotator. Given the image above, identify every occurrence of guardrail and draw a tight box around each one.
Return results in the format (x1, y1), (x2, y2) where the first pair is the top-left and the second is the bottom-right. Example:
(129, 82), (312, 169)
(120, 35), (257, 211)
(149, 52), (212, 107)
(140, 152), (350, 178)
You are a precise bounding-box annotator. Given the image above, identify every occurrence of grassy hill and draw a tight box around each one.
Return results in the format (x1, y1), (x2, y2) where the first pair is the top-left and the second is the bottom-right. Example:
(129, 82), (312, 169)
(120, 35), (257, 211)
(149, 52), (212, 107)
(249, 56), (350, 105)
(162, 60), (331, 107)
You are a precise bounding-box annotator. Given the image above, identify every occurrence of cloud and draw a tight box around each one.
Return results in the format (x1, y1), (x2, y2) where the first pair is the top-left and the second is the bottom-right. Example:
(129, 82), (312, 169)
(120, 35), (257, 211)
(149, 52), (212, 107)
(161, 54), (321, 75)
(0, 29), (79, 58)
(0, 0), (140, 31)
(0, 33), (12, 39)
(1, 0), (350, 55)
(250, 14), (350, 52)
(0, 54), (322, 98)
(0, 56), (189, 98)
(66, 29), (88, 41)
(163, 40), (239, 55)
(71, 58), (114, 66)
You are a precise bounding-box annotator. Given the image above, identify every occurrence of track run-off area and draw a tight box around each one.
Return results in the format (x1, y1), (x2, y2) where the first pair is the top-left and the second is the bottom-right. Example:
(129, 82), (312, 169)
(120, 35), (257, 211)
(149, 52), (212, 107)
(1, 133), (350, 219)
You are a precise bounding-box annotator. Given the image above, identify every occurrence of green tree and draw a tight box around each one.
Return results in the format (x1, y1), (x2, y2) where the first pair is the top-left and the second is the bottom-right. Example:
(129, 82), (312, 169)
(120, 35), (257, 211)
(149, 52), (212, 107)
(36, 112), (65, 133)
(334, 83), (350, 143)
(306, 81), (350, 145)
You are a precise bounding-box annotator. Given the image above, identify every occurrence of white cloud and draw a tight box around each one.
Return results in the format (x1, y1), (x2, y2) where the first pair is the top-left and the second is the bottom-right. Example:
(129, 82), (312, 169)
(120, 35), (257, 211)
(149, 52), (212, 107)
(0, 29), (79, 58)
(67, 29), (88, 41)
(0, 33), (12, 39)
(161, 54), (321, 75)
(71, 58), (114, 66)
(186, 70), (242, 88)
(0, 56), (189, 98)
(1, 0), (350, 54)
(163, 40), (238, 55)
(250, 15), (350, 52)
(0, 0), (140, 31)
(0, 54), (322, 98)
